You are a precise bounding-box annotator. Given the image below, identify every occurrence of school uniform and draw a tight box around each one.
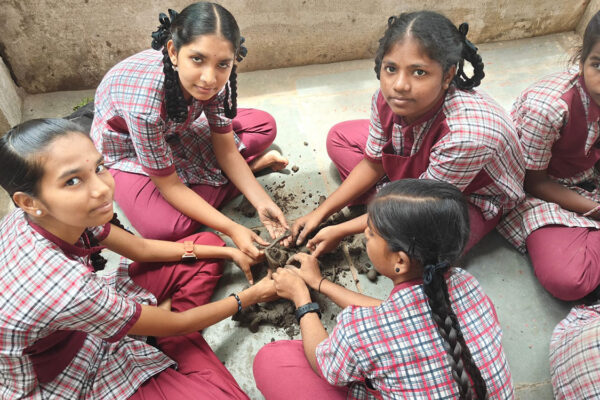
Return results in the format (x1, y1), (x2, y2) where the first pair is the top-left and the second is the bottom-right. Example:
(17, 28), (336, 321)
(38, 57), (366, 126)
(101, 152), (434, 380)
(0, 208), (248, 399)
(549, 304), (600, 400)
(91, 49), (277, 241)
(327, 87), (524, 252)
(497, 70), (600, 301)
(253, 268), (514, 399)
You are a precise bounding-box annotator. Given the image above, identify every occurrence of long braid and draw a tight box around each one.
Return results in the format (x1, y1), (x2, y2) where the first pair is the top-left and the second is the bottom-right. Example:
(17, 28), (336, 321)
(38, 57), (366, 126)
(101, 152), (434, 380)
(151, 10), (188, 123)
(224, 37), (247, 119)
(423, 262), (488, 399)
(454, 23), (485, 90)
(86, 213), (129, 272)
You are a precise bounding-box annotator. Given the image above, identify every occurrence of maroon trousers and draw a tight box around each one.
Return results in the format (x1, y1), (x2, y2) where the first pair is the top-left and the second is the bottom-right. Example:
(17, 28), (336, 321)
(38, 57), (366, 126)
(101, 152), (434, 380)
(112, 108), (276, 241)
(326, 119), (500, 253)
(128, 232), (249, 399)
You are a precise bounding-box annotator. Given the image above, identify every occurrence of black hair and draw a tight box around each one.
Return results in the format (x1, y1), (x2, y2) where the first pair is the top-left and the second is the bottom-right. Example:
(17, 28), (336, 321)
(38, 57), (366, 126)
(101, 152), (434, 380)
(150, 2), (247, 122)
(0, 118), (128, 272)
(367, 179), (487, 400)
(0, 118), (86, 197)
(572, 10), (600, 65)
(374, 11), (485, 90)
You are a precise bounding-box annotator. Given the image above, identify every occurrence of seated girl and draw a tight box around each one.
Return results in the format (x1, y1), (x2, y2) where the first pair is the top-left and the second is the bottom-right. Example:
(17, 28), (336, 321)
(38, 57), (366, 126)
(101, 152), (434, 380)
(497, 10), (600, 302)
(0, 118), (275, 399)
(292, 11), (524, 256)
(91, 2), (288, 258)
(255, 179), (514, 399)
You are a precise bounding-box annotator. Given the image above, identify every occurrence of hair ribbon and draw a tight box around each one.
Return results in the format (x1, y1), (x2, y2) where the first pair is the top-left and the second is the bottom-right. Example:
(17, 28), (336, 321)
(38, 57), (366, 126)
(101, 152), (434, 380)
(423, 260), (450, 284)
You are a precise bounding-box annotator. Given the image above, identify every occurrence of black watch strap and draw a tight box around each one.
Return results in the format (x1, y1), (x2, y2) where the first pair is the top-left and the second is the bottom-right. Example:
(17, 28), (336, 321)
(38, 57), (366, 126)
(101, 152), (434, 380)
(295, 302), (321, 322)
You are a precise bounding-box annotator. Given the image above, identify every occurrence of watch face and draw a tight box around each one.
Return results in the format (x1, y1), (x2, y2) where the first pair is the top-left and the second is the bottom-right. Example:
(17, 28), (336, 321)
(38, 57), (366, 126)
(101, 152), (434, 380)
(181, 254), (197, 263)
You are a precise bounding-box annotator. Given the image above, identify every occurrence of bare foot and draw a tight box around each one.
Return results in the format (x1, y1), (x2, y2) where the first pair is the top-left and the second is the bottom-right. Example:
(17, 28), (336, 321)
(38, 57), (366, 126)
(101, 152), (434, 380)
(249, 149), (289, 173)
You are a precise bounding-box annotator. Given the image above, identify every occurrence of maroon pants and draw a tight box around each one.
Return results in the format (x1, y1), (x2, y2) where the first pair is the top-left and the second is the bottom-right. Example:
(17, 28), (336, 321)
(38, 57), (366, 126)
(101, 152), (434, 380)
(112, 108), (277, 241)
(327, 119), (500, 252)
(128, 232), (249, 399)
(527, 225), (600, 301)
(253, 340), (349, 400)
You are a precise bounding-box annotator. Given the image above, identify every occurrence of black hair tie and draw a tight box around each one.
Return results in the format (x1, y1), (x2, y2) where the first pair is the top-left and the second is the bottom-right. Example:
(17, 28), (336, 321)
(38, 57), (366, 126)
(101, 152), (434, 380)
(423, 260), (450, 284)
(151, 9), (178, 50)
(237, 36), (248, 62)
(387, 15), (397, 27)
(458, 22), (478, 55)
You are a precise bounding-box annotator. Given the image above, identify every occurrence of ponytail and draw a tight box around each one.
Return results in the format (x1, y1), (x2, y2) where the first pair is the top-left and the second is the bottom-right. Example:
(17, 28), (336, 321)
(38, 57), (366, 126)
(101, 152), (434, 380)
(455, 23), (485, 90)
(86, 213), (129, 272)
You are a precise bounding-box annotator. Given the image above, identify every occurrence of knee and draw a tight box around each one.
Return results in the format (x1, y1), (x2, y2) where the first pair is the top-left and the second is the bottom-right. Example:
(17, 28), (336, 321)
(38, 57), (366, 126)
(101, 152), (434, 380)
(326, 123), (345, 155)
(254, 109), (277, 140)
(531, 254), (595, 301)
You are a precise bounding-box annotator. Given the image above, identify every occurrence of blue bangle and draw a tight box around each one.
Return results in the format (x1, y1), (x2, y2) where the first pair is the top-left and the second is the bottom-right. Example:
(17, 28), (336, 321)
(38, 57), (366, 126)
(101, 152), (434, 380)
(229, 293), (242, 313)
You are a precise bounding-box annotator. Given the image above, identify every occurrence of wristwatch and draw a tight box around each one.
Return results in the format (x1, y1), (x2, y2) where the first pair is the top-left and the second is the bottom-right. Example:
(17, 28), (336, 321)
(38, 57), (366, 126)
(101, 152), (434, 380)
(295, 302), (321, 322)
(181, 241), (197, 263)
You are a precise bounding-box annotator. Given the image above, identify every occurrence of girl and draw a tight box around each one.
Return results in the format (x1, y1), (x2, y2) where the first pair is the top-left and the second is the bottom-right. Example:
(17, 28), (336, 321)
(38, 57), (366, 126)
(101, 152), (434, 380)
(255, 179), (514, 399)
(292, 11), (524, 256)
(91, 2), (289, 258)
(497, 11), (600, 302)
(0, 118), (276, 399)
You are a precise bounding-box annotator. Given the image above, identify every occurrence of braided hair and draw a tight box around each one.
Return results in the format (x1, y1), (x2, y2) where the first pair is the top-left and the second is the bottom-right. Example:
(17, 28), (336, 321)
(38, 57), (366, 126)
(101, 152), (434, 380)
(374, 11), (485, 90)
(367, 179), (488, 399)
(150, 2), (248, 122)
(86, 213), (129, 272)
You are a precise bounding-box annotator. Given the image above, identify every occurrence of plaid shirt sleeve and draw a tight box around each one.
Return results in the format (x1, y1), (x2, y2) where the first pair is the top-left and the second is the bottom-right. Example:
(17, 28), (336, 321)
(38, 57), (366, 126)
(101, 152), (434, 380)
(511, 84), (567, 171)
(125, 111), (176, 176)
(365, 89), (386, 162)
(203, 87), (233, 134)
(550, 304), (600, 400)
(316, 306), (367, 386)
(43, 261), (141, 342)
(423, 137), (494, 191)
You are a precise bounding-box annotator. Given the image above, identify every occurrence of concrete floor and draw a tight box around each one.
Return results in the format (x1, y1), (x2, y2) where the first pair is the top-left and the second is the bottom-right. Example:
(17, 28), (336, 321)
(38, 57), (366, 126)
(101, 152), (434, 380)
(2, 31), (582, 399)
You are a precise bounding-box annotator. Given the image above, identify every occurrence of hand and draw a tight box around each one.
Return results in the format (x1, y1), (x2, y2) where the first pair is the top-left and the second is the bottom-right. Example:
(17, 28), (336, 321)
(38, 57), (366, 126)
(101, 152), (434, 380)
(229, 223), (269, 259)
(306, 226), (344, 257)
(249, 271), (279, 303)
(291, 210), (324, 246)
(257, 202), (290, 242)
(272, 267), (310, 304)
(286, 252), (323, 289)
(230, 248), (258, 284)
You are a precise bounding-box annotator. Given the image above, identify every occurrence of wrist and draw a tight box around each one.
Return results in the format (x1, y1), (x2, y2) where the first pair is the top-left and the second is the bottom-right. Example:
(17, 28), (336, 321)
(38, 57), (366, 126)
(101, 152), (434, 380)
(293, 287), (312, 308)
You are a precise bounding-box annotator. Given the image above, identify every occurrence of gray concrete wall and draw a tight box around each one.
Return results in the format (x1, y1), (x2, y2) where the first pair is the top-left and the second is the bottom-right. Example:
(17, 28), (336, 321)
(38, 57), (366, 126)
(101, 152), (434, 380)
(0, 57), (22, 134)
(0, 0), (590, 94)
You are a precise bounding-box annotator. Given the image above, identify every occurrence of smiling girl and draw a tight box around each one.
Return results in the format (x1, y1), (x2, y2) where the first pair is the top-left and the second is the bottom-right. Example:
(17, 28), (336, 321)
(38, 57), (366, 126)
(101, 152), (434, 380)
(292, 11), (524, 256)
(91, 2), (288, 259)
(0, 118), (276, 399)
(497, 11), (600, 302)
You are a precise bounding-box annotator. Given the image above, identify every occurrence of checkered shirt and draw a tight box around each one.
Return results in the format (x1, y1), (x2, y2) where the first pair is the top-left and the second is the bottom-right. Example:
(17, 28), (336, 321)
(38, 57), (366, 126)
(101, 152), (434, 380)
(364, 87), (525, 220)
(550, 304), (600, 400)
(91, 49), (243, 186)
(497, 70), (600, 252)
(316, 268), (514, 399)
(0, 209), (174, 399)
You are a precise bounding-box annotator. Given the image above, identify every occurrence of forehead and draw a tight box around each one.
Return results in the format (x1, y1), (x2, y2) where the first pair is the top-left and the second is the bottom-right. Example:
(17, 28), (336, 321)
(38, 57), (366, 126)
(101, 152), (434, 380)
(180, 34), (235, 57)
(384, 36), (439, 66)
(41, 133), (100, 175)
(586, 41), (600, 59)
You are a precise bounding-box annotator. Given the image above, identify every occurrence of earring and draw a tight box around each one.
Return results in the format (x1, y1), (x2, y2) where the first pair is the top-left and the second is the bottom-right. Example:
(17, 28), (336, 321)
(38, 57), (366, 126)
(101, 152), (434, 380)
(395, 267), (400, 273)
(35, 210), (42, 216)
(172, 64), (178, 72)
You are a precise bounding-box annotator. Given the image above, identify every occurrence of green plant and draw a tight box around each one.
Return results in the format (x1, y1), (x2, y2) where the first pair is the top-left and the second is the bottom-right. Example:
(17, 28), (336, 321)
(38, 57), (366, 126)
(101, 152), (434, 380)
(73, 97), (94, 111)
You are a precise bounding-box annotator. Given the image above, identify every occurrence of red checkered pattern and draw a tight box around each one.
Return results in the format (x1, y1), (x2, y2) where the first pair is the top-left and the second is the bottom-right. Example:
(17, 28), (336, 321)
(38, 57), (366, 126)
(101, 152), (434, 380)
(0, 209), (173, 399)
(497, 70), (600, 251)
(316, 268), (514, 399)
(550, 304), (600, 400)
(91, 49), (241, 186)
(365, 87), (525, 220)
